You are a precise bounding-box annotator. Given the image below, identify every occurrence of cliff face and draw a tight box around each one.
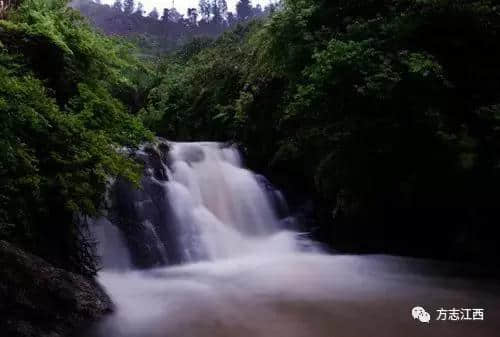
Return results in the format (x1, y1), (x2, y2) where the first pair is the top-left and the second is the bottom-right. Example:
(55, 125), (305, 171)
(0, 240), (112, 337)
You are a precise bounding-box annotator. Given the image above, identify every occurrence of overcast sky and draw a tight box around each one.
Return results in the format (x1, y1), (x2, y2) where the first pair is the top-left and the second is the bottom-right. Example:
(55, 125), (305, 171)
(102, 0), (273, 16)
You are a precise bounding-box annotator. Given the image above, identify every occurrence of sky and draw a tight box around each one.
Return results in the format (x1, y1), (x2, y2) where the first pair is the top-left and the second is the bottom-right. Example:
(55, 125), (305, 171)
(102, 0), (273, 16)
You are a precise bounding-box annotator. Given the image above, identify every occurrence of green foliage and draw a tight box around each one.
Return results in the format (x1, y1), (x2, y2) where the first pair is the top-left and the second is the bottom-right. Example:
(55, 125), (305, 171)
(0, 0), (151, 274)
(147, 0), (500, 258)
(142, 24), (257, 140)
(3, 0), (498, 268)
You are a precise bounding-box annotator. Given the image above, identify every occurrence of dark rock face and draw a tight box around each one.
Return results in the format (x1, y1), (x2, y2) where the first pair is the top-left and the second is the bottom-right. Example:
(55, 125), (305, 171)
(109, 177), (173, 268)
(0, 240), (112, 337)
(107, 139), (182, 268)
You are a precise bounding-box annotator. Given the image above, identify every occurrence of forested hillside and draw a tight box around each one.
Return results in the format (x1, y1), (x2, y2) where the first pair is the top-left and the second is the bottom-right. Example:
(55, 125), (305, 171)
(142, 0), (500, 262)
(2, 0), (500, 281)
(2, 1), (500, 335)
(0, 0), (152, 275)
(72, 0), (276, 53)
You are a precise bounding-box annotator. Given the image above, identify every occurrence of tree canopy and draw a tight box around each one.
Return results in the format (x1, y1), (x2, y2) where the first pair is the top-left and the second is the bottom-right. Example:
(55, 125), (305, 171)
(73, 0), (272, 54)
(0, 0), (152, 274)
(141, 0), (500, 261)
(2, 0), (500, 275)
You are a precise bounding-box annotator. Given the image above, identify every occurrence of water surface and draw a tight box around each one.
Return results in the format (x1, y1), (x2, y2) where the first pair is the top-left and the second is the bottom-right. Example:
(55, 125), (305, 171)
(87, 142), (500, 337)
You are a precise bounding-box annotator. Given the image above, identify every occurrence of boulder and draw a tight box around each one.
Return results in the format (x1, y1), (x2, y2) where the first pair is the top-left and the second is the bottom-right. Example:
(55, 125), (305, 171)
(0, 240), (112, 337)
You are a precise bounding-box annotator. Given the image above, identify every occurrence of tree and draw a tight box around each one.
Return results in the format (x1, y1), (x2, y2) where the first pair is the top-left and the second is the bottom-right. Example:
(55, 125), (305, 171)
(187, 8), (198, 25)
(236, 0), (252, 21)
(161, 7), (182, 23)
(253, 4), (263, 17)
(0, 0), (151, 275)
(211, 0), (221, 24)
(265, 3), (277, 15)
(217, 0), (227, 18)
(199, 0), (211, 21)
(161, 8), (169, 22)
(112, 0), (122, 11)
(123, 0), (134, 15)
(148, 7), (159, 20)
(134, 2), (144, 16)
(168, 7), (182, 23)
(226, 11), (236, 26)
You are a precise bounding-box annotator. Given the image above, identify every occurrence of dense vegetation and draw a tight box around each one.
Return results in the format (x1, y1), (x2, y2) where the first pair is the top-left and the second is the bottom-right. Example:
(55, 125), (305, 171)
(1, 0), (500, 277)
(142, 0), (500, 262)
(73, 0), (276, 54)
(0, 0), (151, 275)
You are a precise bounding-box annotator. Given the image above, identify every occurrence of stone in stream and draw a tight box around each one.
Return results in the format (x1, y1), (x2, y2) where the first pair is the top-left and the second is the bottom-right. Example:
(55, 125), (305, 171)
(0, 240), (112, 337)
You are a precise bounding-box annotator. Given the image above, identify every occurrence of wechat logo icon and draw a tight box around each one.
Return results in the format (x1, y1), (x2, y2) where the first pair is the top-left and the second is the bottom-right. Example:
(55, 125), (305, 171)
(412, 306), (431, 323)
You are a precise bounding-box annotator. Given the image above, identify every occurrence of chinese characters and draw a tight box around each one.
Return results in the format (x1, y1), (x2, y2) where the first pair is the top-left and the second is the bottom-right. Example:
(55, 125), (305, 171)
(436, 308), (484, 321)
(412, 306), (485, 324)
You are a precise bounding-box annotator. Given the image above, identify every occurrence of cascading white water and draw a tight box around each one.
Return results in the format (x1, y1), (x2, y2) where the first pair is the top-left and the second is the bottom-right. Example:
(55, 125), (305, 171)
(91, 217), (131, 270)
(165, 142), (300, 261)
(86, 142), (500, 337)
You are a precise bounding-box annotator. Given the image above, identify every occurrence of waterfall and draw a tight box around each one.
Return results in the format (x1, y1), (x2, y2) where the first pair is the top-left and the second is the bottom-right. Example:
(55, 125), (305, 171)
(92, 140), (303, 270)
(166, 142), (299, 261)
(85, 141), (500, 337)
(91, 217), (131, 271)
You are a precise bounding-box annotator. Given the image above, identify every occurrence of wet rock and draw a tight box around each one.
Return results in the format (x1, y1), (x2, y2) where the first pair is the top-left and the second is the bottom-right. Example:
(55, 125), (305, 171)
(108, 178), (167, 268)
(103, 139), (186, 269)
(141, 140), (170, 181)
(0, 240), (112, 337)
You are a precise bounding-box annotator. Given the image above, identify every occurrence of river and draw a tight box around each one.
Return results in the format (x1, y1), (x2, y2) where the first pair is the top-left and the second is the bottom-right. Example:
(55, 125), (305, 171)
(85, 142), (500, 337)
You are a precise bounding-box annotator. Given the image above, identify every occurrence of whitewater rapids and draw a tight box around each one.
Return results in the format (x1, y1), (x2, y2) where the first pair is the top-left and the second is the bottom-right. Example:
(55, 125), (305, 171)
(86, 142), (500, 337)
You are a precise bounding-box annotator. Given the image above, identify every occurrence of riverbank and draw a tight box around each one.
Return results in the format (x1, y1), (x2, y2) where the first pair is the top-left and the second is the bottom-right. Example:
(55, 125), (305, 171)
(0, 241), (112, 337)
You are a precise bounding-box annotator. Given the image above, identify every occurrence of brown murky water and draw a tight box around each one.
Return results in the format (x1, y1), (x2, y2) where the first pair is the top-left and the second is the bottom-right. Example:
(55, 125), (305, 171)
(85, 254), (500, 337)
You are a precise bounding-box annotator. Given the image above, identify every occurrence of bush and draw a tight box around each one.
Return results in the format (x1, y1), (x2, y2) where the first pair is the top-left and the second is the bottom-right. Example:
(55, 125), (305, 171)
(0, 0), (152, 275)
